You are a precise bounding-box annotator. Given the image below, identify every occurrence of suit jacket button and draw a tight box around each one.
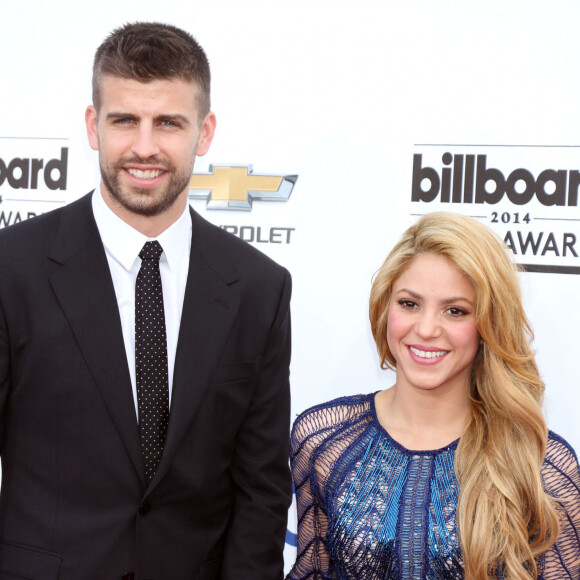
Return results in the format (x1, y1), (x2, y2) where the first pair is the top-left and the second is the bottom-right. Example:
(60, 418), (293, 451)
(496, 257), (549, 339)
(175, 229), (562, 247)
(139, 502), (152, 515)
(122, 574), (135, 580)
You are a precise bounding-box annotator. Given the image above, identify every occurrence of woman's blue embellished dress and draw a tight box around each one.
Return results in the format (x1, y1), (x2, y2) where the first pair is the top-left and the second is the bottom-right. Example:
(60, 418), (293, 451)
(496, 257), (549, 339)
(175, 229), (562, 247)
(286, 393), (580, 579)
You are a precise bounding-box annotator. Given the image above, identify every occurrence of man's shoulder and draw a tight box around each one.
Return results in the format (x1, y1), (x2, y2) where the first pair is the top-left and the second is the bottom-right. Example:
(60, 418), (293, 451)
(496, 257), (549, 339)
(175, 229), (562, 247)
(0, 192), (93, 246)
(0, 192), (95, 270)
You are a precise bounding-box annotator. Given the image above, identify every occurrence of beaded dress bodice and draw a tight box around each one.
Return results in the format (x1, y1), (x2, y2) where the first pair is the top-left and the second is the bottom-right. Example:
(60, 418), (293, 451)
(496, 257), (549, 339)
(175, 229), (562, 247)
(286, 393), (580, 580)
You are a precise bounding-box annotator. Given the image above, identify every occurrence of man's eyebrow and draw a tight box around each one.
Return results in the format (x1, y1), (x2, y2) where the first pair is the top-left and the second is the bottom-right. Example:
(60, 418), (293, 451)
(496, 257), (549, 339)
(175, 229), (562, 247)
(154, 114), (191, 126)
(104, 112), (191, 126)
(105, 112), (138, 121)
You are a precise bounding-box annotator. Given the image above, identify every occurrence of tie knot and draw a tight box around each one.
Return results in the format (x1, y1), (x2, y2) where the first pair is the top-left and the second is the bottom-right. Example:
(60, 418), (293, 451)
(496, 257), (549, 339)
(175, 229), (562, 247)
(139, 240), (163, 263)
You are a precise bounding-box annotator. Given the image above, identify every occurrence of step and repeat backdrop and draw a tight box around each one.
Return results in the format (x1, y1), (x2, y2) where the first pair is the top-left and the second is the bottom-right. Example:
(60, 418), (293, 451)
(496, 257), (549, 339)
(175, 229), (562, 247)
(2, 0), (580, 570)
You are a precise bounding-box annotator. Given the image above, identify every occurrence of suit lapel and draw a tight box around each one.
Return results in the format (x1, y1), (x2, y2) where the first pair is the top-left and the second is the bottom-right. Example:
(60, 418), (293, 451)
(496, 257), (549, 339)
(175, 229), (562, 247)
(47, 194), (144, 482)
(48, 198), (242, 490)
(150, 208), (241, 488)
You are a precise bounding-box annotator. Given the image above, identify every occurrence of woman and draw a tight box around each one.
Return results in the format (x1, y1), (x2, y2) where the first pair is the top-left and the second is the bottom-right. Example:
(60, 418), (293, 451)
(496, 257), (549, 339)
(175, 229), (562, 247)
(287, 212), (580, 579)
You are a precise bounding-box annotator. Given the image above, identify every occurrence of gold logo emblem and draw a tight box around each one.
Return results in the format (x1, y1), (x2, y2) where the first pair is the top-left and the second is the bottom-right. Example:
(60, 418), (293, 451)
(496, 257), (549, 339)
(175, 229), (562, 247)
(189, 165), (297, 210)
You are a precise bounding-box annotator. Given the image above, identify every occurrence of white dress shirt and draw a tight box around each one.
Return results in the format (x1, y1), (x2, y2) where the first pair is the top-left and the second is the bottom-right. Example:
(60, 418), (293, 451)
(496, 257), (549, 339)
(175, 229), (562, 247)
(91, 188), (192, 419)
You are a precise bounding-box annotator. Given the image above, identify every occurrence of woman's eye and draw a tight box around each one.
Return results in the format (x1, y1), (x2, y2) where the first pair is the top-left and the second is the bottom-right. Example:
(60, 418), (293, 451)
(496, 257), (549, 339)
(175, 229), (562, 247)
(447, 307), (467, 317)
(398, 300), (417, 309)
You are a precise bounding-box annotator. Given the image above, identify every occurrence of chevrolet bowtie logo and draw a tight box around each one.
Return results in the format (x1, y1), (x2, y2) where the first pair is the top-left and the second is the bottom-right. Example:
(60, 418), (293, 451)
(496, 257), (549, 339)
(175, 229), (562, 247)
(189, 165), (297, 210)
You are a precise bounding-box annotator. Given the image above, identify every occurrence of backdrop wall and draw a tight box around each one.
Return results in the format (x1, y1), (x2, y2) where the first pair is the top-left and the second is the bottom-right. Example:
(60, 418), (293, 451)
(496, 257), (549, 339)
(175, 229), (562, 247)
(2, 0), (579, 571)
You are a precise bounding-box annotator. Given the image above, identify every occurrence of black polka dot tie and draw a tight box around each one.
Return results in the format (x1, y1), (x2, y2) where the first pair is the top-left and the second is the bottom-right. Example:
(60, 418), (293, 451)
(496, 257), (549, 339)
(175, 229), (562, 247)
(136, 241), (169, 482)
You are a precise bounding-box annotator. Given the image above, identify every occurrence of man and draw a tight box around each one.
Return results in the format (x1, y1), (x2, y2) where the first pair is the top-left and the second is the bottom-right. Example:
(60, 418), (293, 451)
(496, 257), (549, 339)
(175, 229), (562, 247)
(0, 22), (291, 579)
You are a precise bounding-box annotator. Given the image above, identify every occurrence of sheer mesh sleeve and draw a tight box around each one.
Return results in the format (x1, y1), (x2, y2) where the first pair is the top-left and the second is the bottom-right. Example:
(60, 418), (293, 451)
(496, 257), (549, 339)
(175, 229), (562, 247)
(541, 432), (580, 579)
(285, 397), (371, 579)
(285, 398), (580, 580)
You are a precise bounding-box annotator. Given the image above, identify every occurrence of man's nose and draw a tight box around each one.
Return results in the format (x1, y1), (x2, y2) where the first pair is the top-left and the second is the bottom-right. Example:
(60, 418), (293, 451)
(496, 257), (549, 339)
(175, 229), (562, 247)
(131, 125), (160, 159)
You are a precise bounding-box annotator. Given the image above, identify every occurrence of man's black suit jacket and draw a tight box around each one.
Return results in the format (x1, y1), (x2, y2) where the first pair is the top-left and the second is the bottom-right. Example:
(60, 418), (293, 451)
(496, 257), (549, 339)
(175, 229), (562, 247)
(0, 192), (292, 579)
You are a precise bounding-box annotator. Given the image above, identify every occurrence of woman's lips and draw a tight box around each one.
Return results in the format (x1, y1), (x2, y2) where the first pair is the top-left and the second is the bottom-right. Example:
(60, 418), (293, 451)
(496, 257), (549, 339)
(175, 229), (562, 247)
(408, 345), (449, 363)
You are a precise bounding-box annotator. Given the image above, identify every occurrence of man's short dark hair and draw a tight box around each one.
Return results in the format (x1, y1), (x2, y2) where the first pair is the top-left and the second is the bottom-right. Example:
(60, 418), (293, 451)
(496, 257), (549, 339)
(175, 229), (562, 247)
(92, 22), (211, 119)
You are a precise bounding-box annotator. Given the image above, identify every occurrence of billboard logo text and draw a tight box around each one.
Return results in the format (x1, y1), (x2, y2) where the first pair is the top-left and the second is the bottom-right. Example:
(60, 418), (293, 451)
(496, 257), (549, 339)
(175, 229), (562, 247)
(412, 153), (580, 206)
(0, 147), (68, 191)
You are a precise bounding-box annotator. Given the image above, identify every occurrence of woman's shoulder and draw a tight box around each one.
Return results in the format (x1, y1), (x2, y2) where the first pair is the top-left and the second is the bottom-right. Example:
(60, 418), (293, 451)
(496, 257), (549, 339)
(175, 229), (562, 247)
(292, 392), (374, 429)
(546, 431), (579, 464)
(542, 430), (580, 494)
(290, 392), (375, 453)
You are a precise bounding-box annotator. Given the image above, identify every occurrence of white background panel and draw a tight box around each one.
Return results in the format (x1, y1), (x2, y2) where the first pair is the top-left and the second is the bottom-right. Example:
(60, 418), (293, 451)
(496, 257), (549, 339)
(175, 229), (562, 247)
(2, 0), (580, 570)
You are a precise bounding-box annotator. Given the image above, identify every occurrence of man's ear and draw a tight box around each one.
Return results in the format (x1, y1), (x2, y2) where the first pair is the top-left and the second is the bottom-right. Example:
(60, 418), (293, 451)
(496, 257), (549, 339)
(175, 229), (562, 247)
(85, 106), (99, 151)
(195, 111), (217, 157)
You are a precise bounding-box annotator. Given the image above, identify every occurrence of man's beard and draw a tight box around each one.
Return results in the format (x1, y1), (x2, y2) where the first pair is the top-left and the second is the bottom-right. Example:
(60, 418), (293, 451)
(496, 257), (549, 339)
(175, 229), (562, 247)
(100, 154), (193, 217)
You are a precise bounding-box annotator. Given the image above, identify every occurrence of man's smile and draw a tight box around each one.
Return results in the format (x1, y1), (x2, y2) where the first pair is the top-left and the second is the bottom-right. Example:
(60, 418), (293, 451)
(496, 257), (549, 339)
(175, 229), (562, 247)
(125, 168), (166, 180)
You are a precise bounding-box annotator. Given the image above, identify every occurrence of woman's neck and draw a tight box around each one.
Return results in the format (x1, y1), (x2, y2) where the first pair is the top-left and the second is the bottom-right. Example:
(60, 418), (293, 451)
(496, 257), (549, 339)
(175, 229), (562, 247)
(374, 385), (471, 450)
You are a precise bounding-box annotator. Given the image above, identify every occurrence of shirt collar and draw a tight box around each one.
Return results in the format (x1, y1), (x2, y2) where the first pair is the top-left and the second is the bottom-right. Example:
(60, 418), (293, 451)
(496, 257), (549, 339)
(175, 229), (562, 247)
(92, 187), (192, 272)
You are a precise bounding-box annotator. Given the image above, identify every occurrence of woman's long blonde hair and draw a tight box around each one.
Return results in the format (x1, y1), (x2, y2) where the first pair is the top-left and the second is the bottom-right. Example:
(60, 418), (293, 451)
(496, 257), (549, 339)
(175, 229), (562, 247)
(369, 212), (560, 579)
